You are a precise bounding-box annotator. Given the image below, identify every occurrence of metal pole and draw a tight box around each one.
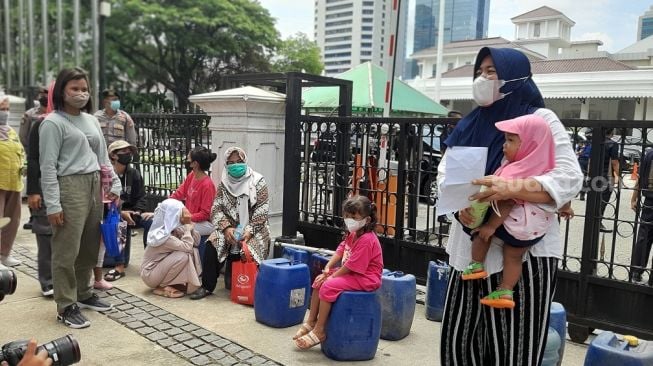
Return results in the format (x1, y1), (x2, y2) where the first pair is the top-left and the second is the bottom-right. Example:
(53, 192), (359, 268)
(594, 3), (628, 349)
(73, 0), (80, 66)
(382, 0), (402, 117)
(92, 0), (99, 110)
(28, 0), (35, 86)
(3, 0), (11, 90)
(433, 0), (446, 102)
(18, 0), (24, 90)
(57, 0), (62, 70)
(42, 0), (49, 83)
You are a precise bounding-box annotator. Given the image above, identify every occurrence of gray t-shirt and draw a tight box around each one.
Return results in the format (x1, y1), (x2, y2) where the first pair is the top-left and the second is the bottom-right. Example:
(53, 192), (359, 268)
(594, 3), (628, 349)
(39, 111), (121, 215)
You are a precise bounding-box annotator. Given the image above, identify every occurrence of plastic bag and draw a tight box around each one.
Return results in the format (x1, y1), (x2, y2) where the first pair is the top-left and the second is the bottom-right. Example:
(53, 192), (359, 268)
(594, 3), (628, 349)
(231, 242), (257, 305)
(101, 203), (125, 257)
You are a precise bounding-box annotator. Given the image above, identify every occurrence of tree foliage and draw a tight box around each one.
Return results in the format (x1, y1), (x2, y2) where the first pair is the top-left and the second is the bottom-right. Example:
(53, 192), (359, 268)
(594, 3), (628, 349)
(272, 33), (323, 75)
(106, 0), (279, 110)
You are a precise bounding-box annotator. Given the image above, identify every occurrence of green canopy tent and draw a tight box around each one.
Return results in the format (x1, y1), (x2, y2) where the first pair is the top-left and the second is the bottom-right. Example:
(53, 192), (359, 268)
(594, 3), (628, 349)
(302, 62), (448, 116)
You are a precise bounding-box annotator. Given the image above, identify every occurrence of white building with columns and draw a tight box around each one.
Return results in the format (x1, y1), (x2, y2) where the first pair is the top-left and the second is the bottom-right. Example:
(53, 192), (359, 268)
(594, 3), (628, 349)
(406, 6), (653, 130)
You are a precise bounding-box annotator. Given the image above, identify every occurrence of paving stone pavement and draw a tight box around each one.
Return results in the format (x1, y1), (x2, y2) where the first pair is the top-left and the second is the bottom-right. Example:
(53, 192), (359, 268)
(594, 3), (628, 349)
(9, 245), (283, 366)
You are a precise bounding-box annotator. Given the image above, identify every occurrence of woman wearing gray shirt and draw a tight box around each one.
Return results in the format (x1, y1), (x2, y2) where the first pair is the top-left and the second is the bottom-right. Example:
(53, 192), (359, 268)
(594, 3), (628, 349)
(39, 67), (121, 329)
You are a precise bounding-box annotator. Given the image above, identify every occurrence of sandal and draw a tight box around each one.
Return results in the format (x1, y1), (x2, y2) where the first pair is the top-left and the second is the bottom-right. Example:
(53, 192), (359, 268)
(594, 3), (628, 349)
(461, 262), (488, 280)
(294, 330), (324, 350)
(293, 323), (314, 340)
(480, 288), (515, 309)
(104, 269), (125, 282)
(153, 286), (185, 298)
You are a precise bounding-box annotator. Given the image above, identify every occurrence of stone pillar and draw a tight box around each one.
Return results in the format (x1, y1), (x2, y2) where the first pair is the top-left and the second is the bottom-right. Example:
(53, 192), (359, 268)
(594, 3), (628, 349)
(189, 86), (286, 229)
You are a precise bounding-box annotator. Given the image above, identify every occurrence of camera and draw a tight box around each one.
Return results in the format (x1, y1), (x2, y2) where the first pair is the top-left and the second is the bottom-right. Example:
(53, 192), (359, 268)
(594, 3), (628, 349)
(0, 335), (81, 366)
(0, 269), (16, 302)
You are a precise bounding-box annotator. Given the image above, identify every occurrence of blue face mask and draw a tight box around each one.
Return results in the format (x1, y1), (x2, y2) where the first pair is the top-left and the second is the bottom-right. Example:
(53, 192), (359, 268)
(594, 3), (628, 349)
(110, 100), (121, 111)
(227, 163), (247, 178)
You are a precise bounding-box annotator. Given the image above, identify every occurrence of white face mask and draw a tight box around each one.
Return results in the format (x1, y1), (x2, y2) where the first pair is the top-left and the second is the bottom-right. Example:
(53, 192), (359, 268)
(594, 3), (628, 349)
(64, 91), (90, 109)
(472, 75), (529, 107)
(344, 217), (367, 232)
(0, 111), (9, 125)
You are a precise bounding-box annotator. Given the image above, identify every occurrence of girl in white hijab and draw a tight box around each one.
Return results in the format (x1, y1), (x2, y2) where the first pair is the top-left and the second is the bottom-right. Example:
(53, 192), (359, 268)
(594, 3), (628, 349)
(190, 147), (271, 300)
(140, 199), (202, 298)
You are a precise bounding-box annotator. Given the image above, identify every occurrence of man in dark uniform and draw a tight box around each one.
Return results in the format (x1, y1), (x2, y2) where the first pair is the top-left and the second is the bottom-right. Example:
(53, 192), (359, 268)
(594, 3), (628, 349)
(595, 128), (620, 233)
(630, 148), (653, 284)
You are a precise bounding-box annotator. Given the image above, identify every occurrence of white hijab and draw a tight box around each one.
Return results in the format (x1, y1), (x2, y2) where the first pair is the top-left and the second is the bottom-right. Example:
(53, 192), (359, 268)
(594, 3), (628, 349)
(146, 198), (185, 247)
(221, 147), (263, 228)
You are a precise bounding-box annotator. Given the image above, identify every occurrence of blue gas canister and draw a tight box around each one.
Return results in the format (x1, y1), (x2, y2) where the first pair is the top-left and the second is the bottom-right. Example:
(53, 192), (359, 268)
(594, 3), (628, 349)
(309, 252), (333, 283)
(322, 291), (381, 361)
(584, 332), (653, 366)
(549, 302), (567, 365)
(542, 327), (562, 366)
(281, 247), (310, 265)
(254, 258), (311, 328)
(379, 271), (416, 341)
(425, 260), (449, 321)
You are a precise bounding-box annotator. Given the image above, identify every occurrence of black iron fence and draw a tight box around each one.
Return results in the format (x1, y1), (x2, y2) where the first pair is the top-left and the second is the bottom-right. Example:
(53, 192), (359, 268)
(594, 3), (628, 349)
(132, 110), (211, 211)
(286, 115), (653, 342)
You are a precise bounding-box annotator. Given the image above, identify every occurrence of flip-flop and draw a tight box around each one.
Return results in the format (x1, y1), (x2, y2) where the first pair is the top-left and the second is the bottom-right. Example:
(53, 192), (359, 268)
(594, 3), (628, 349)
(295, 331), (324, 350)
(153, 287), (185, 298)
(480, 289), (515, 309)
(104, 269), (125, 282)
(461, 262), (488, 280)
(293, 323), (314, 340)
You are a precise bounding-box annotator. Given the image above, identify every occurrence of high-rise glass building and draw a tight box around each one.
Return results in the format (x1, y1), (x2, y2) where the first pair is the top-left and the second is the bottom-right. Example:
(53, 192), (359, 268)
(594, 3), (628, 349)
(638, 6), (653, 40)
(406, 0), (490, 78)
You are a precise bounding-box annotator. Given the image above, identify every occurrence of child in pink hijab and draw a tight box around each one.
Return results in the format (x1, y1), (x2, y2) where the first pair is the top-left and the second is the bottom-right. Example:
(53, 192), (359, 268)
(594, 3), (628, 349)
(460, 114), (572, 309)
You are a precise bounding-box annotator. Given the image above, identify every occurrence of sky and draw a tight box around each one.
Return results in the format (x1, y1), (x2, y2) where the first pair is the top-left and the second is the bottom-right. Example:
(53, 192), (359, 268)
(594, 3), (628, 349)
(258, 0), (653, 53)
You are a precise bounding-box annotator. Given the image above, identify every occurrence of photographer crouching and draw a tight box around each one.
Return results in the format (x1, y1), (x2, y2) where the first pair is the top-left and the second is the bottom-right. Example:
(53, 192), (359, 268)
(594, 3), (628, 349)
(0, 266), (81, 365)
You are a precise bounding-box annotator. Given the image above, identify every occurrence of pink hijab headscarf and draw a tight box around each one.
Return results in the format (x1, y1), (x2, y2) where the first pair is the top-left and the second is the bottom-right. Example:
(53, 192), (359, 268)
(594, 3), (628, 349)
(493, 114), (555, 179)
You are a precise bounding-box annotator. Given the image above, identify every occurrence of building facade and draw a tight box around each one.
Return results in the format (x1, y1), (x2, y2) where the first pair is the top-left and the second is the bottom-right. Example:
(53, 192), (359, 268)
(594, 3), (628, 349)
(314, 0), (406, 77)
(638, 5), (653, 41)
(405, 0), (490, 79)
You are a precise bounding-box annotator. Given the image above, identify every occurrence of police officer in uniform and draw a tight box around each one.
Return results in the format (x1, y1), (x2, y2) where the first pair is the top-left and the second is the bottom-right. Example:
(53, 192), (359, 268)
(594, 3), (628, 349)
(94, 89), (137, 147)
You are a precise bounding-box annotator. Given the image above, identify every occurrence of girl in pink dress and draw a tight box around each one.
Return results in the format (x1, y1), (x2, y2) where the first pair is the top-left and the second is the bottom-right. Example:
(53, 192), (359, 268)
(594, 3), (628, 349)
(461, 114), (572, 309)
(293, 195), (384, 349)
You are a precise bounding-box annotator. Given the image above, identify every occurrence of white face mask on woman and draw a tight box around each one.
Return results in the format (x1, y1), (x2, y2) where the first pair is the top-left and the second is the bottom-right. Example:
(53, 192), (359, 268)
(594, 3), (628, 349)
(64, 92), (90, 109)
(472, 75), (529, 107)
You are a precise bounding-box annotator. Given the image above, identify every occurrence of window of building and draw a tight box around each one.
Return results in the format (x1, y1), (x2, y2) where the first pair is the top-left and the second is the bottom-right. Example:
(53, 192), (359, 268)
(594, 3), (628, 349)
(361, 51), (372, 56)
(360, 59), (371, 63)
(326, 19), (352, 27)
(533, 22), (541, 38)
(325, 44), (351, 51)
(361, 26), (373, 31)
(362, 9), (373, 15)
(326, 11), (353, 19)
(325, 35), (352, 43)
(324, 52), (351, 59)
(362, 18), (373, 23)
(361, 42), (372, 48)
(361, 34), (373, 39)
(325, 27), (351, 35)
(447, 62), (454, 70)
(326, 3), (352, 11)
(363, 1), (374, 6)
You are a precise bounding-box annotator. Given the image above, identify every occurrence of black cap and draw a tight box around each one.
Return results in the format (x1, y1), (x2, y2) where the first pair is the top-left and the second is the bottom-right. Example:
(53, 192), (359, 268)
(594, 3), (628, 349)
(101, 89), (121, 99)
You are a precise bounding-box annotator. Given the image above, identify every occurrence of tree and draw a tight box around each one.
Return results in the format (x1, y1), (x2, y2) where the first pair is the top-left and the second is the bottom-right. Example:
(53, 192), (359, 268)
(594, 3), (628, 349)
(105, 0), (279, 110)
(272, 33), (323, 75)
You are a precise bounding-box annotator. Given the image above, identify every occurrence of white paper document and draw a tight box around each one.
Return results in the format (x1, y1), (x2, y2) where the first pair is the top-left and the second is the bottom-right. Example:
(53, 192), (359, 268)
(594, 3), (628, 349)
(436, 146), (488, 216)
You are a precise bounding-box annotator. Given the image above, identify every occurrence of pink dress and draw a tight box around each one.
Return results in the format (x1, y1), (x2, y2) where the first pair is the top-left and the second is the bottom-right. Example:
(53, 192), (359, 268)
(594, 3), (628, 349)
(316, 231), (384, 303)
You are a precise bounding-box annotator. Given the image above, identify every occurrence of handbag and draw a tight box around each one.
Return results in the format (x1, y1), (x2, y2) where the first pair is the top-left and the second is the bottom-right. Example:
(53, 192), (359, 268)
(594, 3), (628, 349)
(101, 203), (127, 257)
(230, 241), (258, 305)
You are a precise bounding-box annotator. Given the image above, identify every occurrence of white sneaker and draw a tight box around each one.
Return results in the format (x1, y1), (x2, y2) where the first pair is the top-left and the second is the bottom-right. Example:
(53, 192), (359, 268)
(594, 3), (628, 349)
(1, 255), (21, 267)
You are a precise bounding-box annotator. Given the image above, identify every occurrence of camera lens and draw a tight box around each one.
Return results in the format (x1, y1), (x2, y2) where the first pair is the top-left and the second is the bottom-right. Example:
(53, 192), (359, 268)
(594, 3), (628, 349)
(0, 269), (17, 300)
(38, 335), (81, 366)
